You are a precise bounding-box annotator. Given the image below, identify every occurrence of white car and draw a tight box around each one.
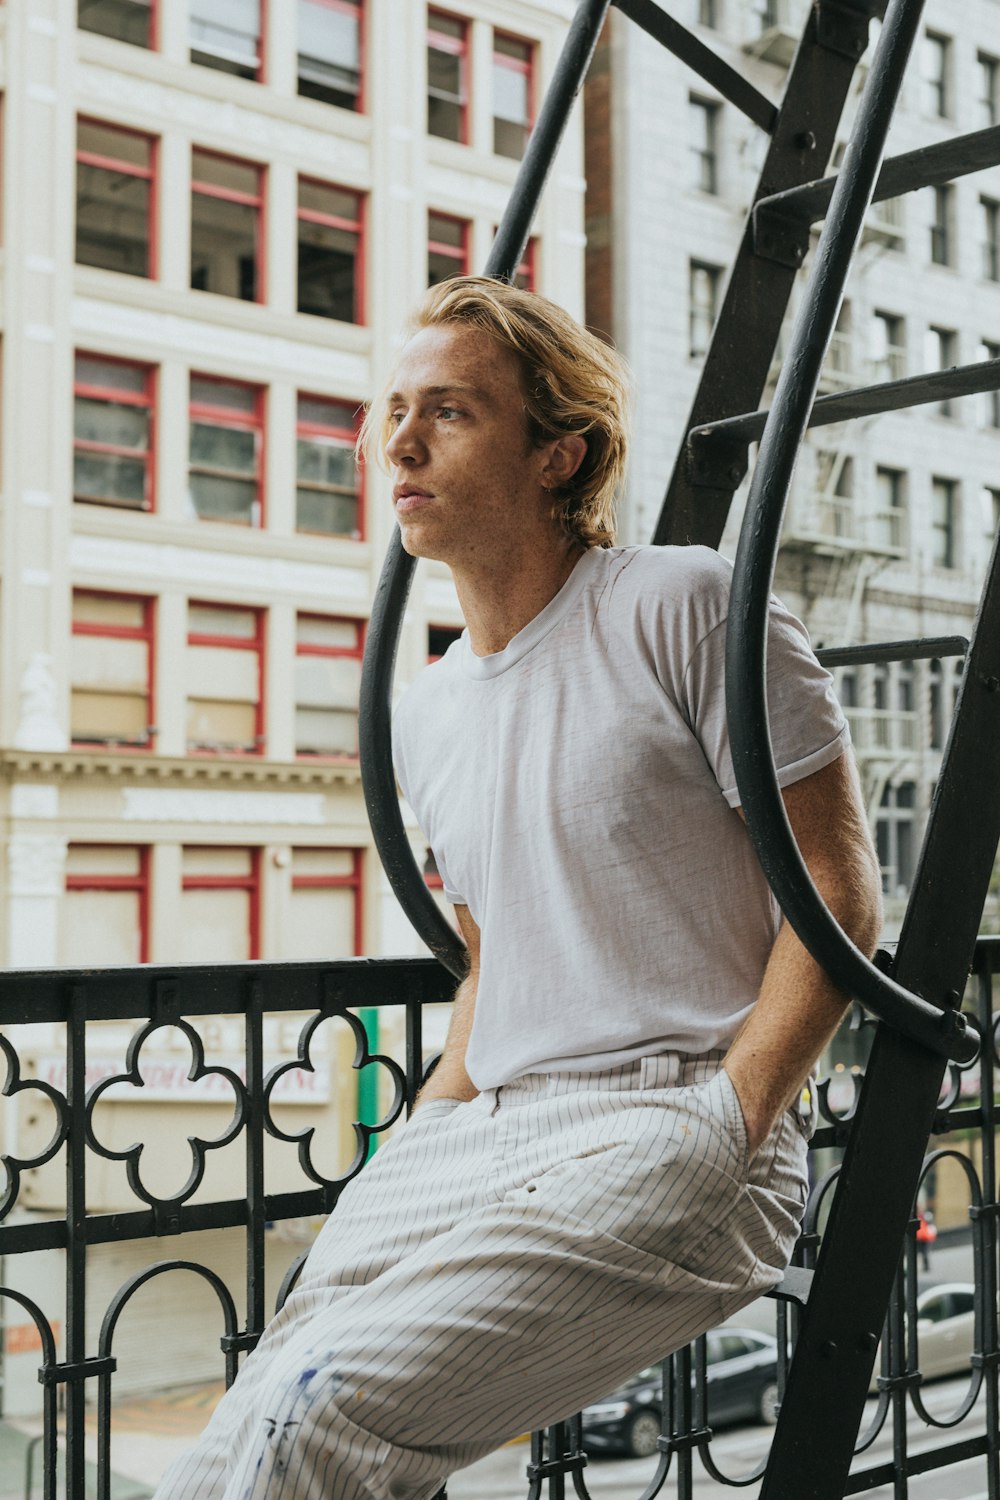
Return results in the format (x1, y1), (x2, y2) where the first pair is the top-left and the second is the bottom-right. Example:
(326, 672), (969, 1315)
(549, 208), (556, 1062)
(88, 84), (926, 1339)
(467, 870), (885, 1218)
(871, 1282), (976, 1389)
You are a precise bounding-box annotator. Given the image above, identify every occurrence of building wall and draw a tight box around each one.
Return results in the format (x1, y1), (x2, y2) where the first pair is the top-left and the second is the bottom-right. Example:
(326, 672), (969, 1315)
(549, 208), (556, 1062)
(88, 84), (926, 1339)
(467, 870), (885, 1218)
(590, 0), (1000, 934)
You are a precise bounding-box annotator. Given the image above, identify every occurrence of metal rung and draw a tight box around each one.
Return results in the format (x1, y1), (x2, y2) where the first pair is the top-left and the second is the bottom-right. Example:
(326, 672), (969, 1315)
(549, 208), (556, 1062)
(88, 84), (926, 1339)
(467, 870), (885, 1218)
(766, 1266), (815, 1306)
(816, 637), (968, 667)
(689, 357), (1000, 451)
(755, 124), (1000, 227)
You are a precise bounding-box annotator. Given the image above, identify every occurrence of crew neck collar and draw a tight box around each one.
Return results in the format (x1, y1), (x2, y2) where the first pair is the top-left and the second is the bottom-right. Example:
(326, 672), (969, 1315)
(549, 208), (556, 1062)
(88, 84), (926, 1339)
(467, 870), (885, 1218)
(458, 548), (604, 679)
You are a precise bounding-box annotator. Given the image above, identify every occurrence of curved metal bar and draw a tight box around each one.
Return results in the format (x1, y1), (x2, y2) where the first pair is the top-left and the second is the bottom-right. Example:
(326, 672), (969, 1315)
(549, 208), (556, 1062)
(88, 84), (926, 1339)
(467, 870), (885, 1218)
(725, 0), (976, 1065)
(358, 0), (613, 977)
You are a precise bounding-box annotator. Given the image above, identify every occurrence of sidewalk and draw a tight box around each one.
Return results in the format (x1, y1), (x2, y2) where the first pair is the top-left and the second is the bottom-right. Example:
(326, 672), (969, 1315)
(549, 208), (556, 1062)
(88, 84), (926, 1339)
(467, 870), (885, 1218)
(1, 1380), (224, 1500)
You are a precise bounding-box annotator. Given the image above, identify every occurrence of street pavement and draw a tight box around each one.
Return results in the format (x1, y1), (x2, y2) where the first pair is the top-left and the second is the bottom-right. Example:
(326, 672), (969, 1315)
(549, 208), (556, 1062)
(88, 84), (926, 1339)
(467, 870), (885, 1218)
(0, 1234), (975, 1499)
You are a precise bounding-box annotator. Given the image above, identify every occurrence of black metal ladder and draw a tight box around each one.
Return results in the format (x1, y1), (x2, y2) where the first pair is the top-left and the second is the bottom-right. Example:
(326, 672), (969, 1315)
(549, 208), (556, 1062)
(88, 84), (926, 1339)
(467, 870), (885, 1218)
(359, 2), (1000, 1495)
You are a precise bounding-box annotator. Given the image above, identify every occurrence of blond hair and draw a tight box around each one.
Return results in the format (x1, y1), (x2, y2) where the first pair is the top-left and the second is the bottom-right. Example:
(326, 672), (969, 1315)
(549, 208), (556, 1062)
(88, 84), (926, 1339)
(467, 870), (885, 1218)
(359, 276), (630, 548)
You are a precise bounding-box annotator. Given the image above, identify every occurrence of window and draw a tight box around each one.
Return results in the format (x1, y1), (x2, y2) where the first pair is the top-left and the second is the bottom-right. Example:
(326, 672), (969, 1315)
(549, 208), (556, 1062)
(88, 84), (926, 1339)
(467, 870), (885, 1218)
(925, 326), (956, 416)
(428, 623), (463, 661)
(190, 0), (262, 80)
(428, 10), (468, 143)
(922, 32), (950, 118)
(295, 613), (364, 757)
(493, 32), (533, 159)
(298, 0), (363, 110)
(815, 450), (854, 540)
(188, 375), (264, 525)
(876, 782), (917, 899)
(428, 211), (470, 286)
(871, 311), (905, 381)
(698, 0), (717, 26)
(78, 0), (154, 47)
(983, 197), (1000, 282)
(74, 352), (155, 511)
(296, 394), (363, 537)
(76, 118), (155, 277)
(191, 148), (263, 302)
(930, 477), (957, 569)
(690, 97), (719, 194)
(929, 185), (952, 267)
(982, 485), (1000, 541)
(71, 590), (154, 749)
(979, 52), (999, 127)
(872, 466), (906, 552)
(289, 847), (363, 958)
(180, 847), (260, 961)
(980, 342), (1000, 429)
(187, 602), (264, 753)
(929, 658), (946, 751)
(297, 179), (364, 322)
(689, 261), (722, 357)
(62, 846), (150, 965)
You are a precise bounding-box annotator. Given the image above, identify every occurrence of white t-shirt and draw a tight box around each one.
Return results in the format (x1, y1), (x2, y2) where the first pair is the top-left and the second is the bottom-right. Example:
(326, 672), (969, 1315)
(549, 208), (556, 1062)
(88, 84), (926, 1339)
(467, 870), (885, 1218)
(393, 544), (850, 1090)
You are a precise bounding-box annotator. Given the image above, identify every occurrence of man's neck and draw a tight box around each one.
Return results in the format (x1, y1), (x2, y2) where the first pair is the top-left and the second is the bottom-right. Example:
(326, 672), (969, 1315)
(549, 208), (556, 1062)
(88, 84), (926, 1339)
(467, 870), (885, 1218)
(453, 540), (586, 657)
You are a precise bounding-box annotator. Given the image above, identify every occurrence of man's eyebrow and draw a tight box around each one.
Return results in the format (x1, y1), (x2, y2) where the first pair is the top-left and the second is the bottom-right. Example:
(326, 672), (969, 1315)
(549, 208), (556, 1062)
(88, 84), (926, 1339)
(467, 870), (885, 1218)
(387, 383), (491, 404)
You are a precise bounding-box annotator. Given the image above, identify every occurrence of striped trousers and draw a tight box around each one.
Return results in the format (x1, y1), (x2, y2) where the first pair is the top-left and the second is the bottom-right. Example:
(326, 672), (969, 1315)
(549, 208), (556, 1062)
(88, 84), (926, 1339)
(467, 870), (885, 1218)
(153, 1051), (810, 1500)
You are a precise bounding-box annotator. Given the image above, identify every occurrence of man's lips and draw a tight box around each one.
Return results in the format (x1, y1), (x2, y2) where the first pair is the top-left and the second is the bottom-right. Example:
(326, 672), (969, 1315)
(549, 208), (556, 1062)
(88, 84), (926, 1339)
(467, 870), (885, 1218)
(393, 486), (435, 514)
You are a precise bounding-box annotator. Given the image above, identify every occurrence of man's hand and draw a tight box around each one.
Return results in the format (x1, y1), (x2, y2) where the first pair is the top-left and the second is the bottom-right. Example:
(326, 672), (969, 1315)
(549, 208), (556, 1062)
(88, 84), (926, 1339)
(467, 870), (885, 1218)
(413, 904), (481, 1109)
(723, 752), (883, 1157)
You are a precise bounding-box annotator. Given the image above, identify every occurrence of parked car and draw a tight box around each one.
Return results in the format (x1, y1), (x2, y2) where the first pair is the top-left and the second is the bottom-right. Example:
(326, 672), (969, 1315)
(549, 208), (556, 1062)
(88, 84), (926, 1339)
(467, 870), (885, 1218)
(869, 1282), (976, 1390)
(581, 1328), (780, 1459)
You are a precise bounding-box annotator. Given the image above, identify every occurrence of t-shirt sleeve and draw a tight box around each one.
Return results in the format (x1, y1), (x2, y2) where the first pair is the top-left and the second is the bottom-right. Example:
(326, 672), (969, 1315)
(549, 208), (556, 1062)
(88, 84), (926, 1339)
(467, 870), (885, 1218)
(392, 691), (467, 907)
(682, 597), (850, 808)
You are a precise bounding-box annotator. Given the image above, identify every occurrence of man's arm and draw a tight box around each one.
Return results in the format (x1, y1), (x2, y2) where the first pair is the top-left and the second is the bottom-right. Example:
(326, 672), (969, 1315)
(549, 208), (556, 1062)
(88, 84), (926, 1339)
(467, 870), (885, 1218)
(413, 903), (482, 1108)
(723, 751), (883, 1156)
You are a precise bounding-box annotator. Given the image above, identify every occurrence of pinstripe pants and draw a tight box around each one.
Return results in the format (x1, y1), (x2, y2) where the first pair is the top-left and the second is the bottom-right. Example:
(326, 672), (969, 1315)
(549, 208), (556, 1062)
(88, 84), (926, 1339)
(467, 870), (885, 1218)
(153, 1051), (810, 1500)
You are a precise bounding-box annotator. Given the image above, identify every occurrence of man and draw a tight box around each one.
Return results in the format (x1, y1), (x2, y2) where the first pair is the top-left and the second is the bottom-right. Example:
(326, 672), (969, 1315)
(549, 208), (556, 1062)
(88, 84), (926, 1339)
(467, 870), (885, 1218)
(155, 278), (881, 1500)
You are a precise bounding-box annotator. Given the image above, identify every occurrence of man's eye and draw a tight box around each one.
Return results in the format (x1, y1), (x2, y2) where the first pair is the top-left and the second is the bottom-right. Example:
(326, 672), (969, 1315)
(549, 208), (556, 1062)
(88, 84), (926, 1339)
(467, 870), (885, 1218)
(438, 406), (461, 420)
(389, 411), (405, 426)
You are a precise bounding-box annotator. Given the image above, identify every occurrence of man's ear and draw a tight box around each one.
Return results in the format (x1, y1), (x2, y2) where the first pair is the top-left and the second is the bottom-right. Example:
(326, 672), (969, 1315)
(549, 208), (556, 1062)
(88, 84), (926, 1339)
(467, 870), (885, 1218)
(542, 433), (587, 489)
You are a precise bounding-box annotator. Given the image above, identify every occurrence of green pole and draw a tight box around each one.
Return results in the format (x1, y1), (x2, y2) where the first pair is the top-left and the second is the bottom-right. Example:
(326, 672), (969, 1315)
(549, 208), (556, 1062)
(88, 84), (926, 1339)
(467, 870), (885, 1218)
(357, 1007), (379, 1159)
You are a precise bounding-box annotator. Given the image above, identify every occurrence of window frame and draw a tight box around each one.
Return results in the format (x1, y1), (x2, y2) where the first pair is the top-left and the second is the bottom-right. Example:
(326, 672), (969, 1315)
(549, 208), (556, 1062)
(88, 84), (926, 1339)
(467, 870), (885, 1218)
(65, 844), (151, 963)
(188, 374), (266, 528)
(291, 846), (364, 954)
(296, 393), (364, 539)
(76, 115), (158, 279)
(930, 476), (958, 570)
(983, 196), (1000, 282)
(427, 8), (470, 145)
(689, 259), (722, 358)
(923, 31), (951, 120)
(186, 601), (266, 756)
(190, 0), (266, 83)
(297, 0), (366, 112)
(428, 210), (471, 286)
(73, 351), (156, 512)
(294, 611), (365, 760)
(689, 95), (720, 195)
(190, 146), (266, 303)
(296, 176), (365, 324)
(181, 846), (261, 959)
(929, 184), (952, 268)
(71, 589), (156, 752)
(492, 29), (535, 160)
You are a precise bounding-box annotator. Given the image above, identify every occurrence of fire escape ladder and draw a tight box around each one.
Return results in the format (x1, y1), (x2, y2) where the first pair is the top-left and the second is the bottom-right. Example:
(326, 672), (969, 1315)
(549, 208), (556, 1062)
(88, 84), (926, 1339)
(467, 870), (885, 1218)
(360, 3), (1000, 1495)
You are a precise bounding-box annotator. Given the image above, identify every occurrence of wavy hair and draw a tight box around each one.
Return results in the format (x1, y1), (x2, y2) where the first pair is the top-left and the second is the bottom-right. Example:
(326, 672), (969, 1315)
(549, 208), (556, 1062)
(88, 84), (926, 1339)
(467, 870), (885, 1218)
(359, 276), (630, 548)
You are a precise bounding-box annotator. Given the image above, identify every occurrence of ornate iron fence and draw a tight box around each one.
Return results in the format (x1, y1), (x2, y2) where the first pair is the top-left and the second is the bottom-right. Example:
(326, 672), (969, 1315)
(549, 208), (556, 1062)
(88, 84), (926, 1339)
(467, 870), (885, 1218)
(1, 942), (997, 1499)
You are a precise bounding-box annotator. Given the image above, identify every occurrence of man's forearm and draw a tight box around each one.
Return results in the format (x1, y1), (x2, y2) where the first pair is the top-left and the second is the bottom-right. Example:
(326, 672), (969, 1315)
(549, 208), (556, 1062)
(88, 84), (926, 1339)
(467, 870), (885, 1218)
(414, 971), (480, 1107)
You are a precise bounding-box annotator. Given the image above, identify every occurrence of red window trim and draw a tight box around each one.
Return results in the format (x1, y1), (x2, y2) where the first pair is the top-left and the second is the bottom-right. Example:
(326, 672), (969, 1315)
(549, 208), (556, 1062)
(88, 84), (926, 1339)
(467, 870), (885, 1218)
(189, 374), (266, 528)
(74, 351), (157, 513)
(187, 601), (266, 756)
(182, 846), (261, 959)
(77, 116), (159, 279)
(300, 0), (366, 112)
(66, 844), (151, 963)
(493, 29), (536, 137)
(428, 211), (470, 280)
(191, 147), (266, 303)
(292, 846), (364, 954)
(71, 589), (156, 753)
(296, 392), (365, 539)
(295, 612), (365, 761)
(297, 177), (366, 325)
(428, 8), (470, 145)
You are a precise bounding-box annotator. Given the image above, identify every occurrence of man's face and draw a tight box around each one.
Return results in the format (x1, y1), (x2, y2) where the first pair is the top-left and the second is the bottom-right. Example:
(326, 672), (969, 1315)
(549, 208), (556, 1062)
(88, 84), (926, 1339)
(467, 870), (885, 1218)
(385, 321), (553, 567)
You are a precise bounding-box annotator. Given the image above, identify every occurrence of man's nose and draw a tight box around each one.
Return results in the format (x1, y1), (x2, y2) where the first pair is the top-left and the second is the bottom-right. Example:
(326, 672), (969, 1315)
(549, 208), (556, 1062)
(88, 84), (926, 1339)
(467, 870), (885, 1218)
(386, 413), (423, 464)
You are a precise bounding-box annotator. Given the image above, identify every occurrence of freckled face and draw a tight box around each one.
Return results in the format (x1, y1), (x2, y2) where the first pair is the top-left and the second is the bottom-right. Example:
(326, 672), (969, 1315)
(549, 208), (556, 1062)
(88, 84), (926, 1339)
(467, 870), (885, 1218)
(385, 323), (553, 568)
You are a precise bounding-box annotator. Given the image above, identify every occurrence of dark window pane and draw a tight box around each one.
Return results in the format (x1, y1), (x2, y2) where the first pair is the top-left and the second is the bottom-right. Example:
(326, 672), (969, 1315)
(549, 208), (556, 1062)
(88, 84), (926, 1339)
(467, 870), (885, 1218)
(297, 227), (358, 320)
(74, 451), (147, 508)
(76, 158), (150, 277)
(298, 0), (361, 109)
(78, 0), (152, 47)
(191, 193), (258, 300)
(188, 472), (257, 523)
(296, 486), (360, 536)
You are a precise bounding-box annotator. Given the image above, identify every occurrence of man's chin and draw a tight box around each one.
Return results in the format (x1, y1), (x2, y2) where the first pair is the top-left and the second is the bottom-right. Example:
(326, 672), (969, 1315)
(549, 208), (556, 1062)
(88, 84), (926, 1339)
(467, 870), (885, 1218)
(398, 524), (445, 563)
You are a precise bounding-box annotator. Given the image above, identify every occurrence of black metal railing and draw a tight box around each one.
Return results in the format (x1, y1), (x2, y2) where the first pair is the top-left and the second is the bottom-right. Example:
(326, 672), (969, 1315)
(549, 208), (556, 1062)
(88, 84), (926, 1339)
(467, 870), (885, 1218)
(1, 942), (998, 1499)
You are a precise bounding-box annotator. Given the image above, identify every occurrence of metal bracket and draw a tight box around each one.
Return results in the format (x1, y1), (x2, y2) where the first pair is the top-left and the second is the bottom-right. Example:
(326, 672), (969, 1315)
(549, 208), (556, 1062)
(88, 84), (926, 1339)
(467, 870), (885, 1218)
(753, 203), (812, 268)
(38, 1356), (116, 1386)
(221, 1330), (260, 1356)
(686, 427), (750, 491)
(814, 0), (873, 61)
